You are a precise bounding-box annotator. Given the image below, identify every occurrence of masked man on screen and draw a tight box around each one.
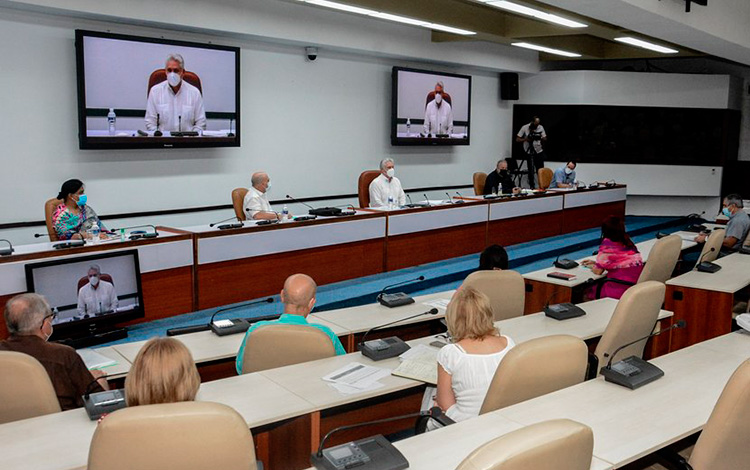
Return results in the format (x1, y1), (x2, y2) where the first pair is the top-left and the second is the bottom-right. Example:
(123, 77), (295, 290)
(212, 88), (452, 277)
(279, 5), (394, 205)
(369, 158), (406, 208)
(77, 264), (118, 317)
(423, 81), (453, 137)
(516, 116), (547, 188)
(145, 53), (206, 133)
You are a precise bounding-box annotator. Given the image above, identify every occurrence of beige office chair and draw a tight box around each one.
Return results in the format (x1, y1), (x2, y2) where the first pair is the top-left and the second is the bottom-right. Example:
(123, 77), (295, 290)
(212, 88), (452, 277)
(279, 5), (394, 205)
(0, 351), (61, 424)
(473, 172), (487, 195)
(88, 402), (257, 470)
(240, 324), (336, 374)
(685, 359), (750, 470)
(44, 198), (63, 241)
(462, 270), (525, 322)
(456, 419), (594, 470)
(479, 335), (588, 414)
(697, 228), (725, 264)
(537, 168), (553, 190)
(593, 281), (665, 374)
(358, 170), (380, 208)
(594, 234), (681, 298)
(231, 187), (249, 221)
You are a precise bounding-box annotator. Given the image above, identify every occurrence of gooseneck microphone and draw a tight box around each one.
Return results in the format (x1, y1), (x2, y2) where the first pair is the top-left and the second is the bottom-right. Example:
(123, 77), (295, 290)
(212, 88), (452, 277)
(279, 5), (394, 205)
(359, 308), (439, 348)
(358, 307), (439, 361)
(209, 216), (243, 230)
(210, 297), (274, 325)
(423, 193), (431, 207)
(445, 192), (455, 204)
(286, 194), (315, 210)
(695, 247), (721, 273)
(604, 320), (687, 371)
(377, 276), (425, 308)
(227, 118), (234, 137)
(110, 224), (159, 239)
(154, 113), (162, 137)
(208, 297), (275, 336)
(0, 239), (14, 256)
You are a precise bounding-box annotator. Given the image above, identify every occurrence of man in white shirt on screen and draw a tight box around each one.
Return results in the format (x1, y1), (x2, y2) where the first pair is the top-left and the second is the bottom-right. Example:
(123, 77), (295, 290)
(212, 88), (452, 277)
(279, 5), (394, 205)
(145, 53), (206, 133)
(77, 264), (118, 317)
(243, 172), (288, 220)
(423, 81), (453, 137)
(369, 158), (406, 208)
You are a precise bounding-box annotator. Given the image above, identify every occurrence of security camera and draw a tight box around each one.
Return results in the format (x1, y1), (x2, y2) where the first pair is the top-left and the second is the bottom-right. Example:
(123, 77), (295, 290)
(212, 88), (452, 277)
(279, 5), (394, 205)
(305, 47), (318, 61)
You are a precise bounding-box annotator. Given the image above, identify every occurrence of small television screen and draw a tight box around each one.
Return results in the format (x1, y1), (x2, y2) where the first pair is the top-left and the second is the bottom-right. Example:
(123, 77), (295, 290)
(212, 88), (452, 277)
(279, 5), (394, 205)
(75, 30), (240, 150)
(391, 67), (471, 146)
(25, 250), (145, 337)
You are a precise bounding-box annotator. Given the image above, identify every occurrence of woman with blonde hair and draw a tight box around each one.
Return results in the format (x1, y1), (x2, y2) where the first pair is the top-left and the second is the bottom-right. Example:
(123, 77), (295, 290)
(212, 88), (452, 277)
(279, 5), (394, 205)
(125, 337), (200, 406)
(434, 287), (515, 424)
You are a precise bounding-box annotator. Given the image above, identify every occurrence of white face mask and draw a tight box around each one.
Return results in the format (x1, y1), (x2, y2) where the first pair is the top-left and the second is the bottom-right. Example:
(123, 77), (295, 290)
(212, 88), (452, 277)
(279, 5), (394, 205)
(89, 276), (100, 287)
(265, 182), (272, 193)
(386, 168), (395, 178)
(167, 72), (182, 87)
(434, 93), (443, 105)
(565, 167), (573, 175)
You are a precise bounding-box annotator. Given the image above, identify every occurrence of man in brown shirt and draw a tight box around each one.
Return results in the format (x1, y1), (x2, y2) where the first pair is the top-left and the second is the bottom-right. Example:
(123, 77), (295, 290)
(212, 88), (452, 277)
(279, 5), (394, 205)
(0, 293), (107, 411)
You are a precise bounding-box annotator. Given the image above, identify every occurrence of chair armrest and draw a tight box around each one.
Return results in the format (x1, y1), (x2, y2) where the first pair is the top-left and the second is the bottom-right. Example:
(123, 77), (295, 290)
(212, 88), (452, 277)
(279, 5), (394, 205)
(657, 448), (693, 470)
(586, 353), (599, 381)
(414, 407), (456, 434)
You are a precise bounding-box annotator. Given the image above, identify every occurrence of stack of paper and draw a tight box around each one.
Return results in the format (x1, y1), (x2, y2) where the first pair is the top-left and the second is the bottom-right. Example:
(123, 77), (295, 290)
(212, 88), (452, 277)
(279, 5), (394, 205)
(322, 362), (392, 395)
(423, 298), (450, 310)
(392, 344), (440, 384)
(77, 348), (118, 370)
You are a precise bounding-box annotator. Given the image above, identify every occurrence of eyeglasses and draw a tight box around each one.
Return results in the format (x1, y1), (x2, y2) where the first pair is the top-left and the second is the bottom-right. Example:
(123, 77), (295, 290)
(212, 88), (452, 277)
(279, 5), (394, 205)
(43, 311), (57, 323)
(166, 67), (182, 73)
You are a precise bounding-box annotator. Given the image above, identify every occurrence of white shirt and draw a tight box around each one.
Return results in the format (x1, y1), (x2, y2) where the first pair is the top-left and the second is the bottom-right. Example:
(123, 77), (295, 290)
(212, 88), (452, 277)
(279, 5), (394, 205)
(517, 123), (546, 154)
(145, 80), (206, 132)
(369, 174), (406, 208)
(423, 100), (453, 135)
(243, 186), (273, 219)
(437, 336), (515, 423)
(77, 280), (118, 316)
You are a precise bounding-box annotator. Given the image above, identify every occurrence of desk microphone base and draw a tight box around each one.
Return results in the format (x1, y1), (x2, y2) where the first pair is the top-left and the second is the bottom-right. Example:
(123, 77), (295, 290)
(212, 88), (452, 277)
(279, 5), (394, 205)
(360, 337), (410, 361)
(544, 303), (586, 320)
(378, 293), (415, 308)
(601, 356), (664, 390)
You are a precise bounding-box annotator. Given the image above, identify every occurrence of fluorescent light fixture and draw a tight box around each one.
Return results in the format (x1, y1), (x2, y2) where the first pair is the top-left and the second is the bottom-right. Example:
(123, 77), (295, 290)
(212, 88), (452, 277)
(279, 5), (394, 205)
(297, 0), (477, 35)
(512, 42), (581, 57)
(483, 1), (587, 28)
(615, 37), (678, 54)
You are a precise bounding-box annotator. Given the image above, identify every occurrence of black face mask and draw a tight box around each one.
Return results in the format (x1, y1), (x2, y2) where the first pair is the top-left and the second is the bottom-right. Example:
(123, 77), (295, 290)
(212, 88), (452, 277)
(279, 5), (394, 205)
(499, 169), (508, 176)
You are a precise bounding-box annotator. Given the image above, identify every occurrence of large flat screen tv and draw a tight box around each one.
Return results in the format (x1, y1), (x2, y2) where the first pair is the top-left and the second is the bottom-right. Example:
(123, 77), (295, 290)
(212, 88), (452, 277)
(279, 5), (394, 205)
(75, 30), (240, 150)
(25, 250), (145, 345)
(391, 67), (471, 146)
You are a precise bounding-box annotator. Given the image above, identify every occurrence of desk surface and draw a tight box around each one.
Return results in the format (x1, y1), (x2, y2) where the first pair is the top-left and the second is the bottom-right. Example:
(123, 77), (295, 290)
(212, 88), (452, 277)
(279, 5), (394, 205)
(666, 252), (750, 292)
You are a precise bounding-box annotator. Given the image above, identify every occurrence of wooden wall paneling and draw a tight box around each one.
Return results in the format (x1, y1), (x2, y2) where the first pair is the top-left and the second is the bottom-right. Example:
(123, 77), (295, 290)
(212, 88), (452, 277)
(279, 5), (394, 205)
(562, 201), (626, 233)
(386, 223), (486, 271)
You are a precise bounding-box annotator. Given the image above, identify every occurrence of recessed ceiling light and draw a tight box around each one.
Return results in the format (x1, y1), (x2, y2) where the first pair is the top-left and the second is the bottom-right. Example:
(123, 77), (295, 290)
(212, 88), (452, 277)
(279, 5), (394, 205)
(614, 37), (678, 54)
(482, 1), (587, 28)
(512, 42), (582, 57)
(297, 0), (477, 35)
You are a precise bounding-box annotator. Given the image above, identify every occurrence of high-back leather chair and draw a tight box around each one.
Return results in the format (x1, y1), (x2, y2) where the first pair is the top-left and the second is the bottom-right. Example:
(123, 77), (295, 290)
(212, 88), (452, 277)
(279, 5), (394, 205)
(77, 274), (114, 292)
(240, 324), (336, 374)
(425, 91), (453, 107)
(0, 351), (61, 424)
(88, 402), (257, 470)
(456, 419), (594, 470)
(358, 170), (381, 208)
(537, 168), (553, 190)
(593, 281), (665, 372)
(44, 198), (63, 241)
(473, 172), (487, 195)
(697, 228), (725, 264)
(462, 270), (525, 322)
(688, 359), (750, 470)
(147, 70), (203, 96)
(231, 188), (249, 221)
(479, 335), (588, 414)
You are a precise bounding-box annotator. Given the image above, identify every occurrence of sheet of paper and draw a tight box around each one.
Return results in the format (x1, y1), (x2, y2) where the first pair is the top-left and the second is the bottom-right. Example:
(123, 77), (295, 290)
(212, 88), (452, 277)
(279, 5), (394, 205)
(399, 343), (439, 362)
(392, 360), (438, 385)
(328, 381), (385, 395)
(78, 348), (118, 370)
(423, 298), (450, 310)
(322, 363), (391, 390)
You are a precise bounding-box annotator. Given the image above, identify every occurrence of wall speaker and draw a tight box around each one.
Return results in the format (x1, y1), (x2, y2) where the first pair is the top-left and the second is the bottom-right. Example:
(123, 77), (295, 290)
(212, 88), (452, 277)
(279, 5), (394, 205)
(500, 72), (519, 100)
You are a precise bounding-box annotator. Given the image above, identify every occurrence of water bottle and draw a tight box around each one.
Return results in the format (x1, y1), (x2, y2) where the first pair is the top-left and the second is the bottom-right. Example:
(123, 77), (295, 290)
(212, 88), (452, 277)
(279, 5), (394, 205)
(406, 118), (411, 136)
(107, 108), (116, 135)
(90, 222), (100, 244)
(387, 196), (394, 210)
(282, 204), (289, 220)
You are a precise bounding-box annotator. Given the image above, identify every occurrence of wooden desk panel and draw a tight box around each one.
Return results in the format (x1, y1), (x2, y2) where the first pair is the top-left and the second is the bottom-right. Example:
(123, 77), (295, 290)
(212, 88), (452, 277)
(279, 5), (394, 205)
(562, 200), (626, 233)
(487, 211), (563, 247)
(386, 222), (486, 271)
(197, 238), (384, 310)
(665, 285), (734, 352)
(523, 279), (573, 315)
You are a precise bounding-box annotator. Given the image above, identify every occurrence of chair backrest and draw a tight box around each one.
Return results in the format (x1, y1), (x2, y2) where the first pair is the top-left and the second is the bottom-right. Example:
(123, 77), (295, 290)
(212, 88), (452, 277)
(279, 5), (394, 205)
(473, 172), (487, 195)
(0, 351), (61, 424)
(425, 91), (453, 107)
(594, 280), (665, 369)
(637, 234), (681, 283)
(698, 228), (725, 264)
(743, 226), (750, 247)
(147, 70), (203, 96)
(537, 168), (553, 190)
(456, 419), (594, 470)
(77, 274), (114, 292)
(231, 188), (249, 221)
(88, 401), (256, 470)
(462, 270), (525, 322)
(241, 324), (336, 374)
(358, 170), (381, 208)
(689, 359), (750, 470)
(479, 335), (588, 414)
(44, 198), (62, 241)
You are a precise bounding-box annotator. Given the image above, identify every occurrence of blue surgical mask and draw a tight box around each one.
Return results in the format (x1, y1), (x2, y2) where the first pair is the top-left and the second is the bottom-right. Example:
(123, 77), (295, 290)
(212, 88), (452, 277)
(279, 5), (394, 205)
(76, 194), (87, 207)
(722, 207), (732, 217)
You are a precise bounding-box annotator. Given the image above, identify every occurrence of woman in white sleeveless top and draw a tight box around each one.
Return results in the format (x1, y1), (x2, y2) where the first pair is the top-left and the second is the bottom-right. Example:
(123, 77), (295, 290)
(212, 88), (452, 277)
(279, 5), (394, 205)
(435, 287), (515, 424)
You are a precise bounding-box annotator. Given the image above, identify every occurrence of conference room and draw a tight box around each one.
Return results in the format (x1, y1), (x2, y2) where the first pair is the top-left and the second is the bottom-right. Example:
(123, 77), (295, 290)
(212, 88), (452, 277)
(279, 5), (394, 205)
(2, 1), (750, 469)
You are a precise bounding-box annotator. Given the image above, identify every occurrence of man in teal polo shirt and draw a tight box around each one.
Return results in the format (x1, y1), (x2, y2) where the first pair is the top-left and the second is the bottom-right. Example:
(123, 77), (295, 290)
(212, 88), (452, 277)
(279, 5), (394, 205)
(235, 273), (346, 374)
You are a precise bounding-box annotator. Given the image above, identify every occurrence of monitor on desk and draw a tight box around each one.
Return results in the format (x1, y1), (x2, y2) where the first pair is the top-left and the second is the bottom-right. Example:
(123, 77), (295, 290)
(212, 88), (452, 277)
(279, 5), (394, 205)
(24, 250), (145, 343)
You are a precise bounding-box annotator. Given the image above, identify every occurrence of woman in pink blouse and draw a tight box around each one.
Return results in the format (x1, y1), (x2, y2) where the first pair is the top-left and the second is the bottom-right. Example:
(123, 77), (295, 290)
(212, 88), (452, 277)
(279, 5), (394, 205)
(582, 216), (644, 299)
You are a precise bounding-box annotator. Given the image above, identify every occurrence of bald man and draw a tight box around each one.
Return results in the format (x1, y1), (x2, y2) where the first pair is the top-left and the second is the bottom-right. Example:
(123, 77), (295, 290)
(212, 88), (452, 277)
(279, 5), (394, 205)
(243, 171), (290, 220)
(235, 274), (346, 374)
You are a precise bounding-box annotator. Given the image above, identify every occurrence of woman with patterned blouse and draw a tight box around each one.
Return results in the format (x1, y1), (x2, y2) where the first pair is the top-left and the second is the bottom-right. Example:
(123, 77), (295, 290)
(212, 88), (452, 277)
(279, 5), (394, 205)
(52, 179), (106, 241)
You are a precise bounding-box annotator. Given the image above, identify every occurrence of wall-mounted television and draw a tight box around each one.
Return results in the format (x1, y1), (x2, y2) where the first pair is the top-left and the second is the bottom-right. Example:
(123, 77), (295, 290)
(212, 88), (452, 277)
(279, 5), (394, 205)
(25, 250), (145, 346)
(391, 67), (471, 146)
(75, 30), (240, 150)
